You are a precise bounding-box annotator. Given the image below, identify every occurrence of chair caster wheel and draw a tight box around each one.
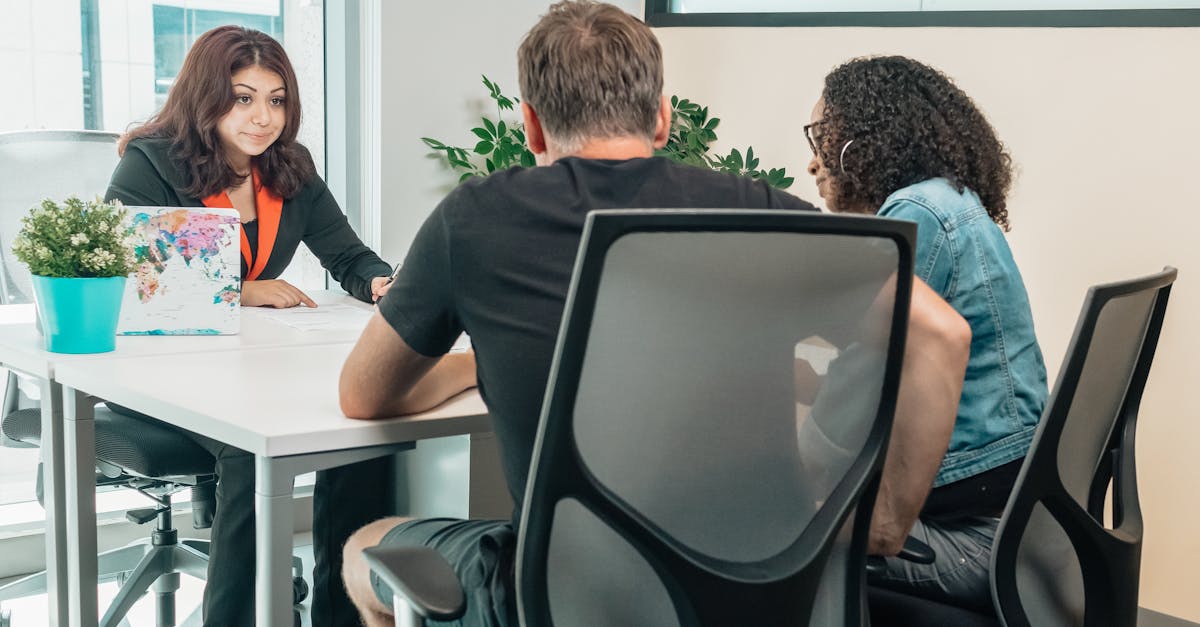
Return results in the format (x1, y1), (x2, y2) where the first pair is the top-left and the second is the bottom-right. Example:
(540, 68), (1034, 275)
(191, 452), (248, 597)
(293, 575), (309, 605)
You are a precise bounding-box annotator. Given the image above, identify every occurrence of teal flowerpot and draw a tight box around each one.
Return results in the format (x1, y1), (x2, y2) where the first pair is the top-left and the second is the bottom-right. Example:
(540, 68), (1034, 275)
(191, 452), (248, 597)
(29, 275), (126, 354)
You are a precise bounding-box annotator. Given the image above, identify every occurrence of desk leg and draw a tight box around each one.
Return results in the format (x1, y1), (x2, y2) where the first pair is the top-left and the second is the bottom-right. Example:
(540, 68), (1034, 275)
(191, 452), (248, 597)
(63, 387), (99, 627)
(255, 456), (295, 627)
(251, 445), (410, 627)
(38, 380), (69, 627)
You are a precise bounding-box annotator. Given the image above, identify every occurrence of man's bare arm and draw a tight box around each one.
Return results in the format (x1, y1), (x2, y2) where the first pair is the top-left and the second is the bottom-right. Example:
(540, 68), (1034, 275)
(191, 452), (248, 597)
(869, 278), (970, 555)
(339, 310), (477, 420)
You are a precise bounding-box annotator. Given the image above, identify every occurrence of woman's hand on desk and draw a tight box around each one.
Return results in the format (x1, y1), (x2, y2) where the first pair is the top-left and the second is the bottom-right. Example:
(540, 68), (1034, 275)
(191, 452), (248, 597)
(242, 279), (317, 308)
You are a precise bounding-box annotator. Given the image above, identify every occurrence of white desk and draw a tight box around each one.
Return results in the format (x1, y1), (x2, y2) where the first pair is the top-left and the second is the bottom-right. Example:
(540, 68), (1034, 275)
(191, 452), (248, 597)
(53, 343), (489, 627)
(0, 290), (375, 382)
(0, 292), (379, 626)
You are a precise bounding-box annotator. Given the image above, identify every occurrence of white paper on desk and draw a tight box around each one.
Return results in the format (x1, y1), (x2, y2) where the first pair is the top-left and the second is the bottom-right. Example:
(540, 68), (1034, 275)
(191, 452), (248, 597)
(258, 304), (372, 332)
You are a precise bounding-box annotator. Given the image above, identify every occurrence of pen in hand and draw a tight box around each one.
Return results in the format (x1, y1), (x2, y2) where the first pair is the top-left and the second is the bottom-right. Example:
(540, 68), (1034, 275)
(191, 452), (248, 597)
(372, 263), (401, 302)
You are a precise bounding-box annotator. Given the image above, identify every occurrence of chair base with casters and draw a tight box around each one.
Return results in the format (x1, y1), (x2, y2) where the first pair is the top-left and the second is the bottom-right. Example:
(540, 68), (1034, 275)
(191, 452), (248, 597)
(0, 405), (309, 626)
(0, 498), (309, 627)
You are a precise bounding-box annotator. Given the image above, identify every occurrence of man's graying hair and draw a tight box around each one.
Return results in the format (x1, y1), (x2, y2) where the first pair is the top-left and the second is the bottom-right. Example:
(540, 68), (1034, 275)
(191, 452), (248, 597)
(518, 0), (663, 153)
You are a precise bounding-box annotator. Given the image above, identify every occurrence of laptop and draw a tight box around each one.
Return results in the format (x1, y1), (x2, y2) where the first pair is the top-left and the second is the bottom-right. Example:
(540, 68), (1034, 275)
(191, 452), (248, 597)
(117, 206), (241, 335)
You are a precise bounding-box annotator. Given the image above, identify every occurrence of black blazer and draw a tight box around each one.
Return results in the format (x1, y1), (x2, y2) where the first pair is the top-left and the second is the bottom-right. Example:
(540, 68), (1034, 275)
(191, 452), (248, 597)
(106, 137), (391, 302)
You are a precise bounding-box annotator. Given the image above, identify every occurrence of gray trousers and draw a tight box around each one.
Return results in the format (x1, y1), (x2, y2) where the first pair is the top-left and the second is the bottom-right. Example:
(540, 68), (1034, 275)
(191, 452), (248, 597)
(869, 515), (1000, 613)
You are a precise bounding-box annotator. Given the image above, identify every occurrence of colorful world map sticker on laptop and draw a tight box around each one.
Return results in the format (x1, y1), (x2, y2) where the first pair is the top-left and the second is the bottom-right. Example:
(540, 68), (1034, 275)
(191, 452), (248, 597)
(117, 206), (241, 335)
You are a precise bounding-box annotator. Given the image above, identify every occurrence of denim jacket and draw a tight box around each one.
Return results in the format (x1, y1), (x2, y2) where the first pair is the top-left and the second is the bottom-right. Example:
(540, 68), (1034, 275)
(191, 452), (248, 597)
(879, 178), (1048, 487)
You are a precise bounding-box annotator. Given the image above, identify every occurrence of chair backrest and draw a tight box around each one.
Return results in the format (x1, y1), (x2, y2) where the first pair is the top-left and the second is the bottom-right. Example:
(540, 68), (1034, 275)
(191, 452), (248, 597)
(990, 266), (1177, 627)
(516, 210), (915, 627)
(0, 129), (122, 305)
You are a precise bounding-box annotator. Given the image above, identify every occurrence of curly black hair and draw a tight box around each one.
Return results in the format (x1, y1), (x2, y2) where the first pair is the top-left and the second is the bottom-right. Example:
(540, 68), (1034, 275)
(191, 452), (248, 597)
(817, 56), (1013, 230)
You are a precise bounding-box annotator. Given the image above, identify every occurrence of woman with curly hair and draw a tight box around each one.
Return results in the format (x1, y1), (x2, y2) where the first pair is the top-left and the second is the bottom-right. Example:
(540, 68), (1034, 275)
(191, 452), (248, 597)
(807, 55), (1048, 610)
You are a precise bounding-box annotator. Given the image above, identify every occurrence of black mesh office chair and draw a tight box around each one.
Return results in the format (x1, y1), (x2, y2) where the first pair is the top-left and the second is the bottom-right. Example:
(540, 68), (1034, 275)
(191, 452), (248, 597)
(0, 130), (305, 626)
(366, 210), (918, 626)
(869, 266), (1178, 627)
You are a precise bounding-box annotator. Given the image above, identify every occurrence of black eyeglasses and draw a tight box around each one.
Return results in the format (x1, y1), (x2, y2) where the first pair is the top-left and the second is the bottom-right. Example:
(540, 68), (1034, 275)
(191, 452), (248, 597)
(803, 121), (824, 155)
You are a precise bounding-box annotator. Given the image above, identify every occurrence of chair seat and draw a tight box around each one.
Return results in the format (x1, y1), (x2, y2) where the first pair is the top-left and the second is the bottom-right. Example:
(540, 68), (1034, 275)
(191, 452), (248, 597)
(868, 586), (1000, 627)
(1, 406), (214, 477)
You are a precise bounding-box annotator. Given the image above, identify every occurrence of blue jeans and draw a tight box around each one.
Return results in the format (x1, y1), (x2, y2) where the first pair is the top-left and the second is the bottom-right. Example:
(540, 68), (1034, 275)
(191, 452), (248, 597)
(869, 515), (999, 612)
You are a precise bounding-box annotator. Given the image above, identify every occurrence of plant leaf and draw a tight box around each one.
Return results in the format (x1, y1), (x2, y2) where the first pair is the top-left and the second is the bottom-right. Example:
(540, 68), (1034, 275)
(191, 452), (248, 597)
(431, 89), (785, 188)
(729, 148), (743, 170)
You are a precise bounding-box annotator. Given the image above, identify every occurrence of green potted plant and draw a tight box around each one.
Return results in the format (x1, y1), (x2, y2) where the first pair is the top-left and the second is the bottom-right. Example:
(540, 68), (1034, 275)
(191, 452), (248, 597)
(423, 76), (794, 189)
(12, 196), (135, 353)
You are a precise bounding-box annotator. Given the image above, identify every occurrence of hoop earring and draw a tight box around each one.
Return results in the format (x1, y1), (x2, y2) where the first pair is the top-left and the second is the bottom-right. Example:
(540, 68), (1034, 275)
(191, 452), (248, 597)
(838, 139), (855, 173)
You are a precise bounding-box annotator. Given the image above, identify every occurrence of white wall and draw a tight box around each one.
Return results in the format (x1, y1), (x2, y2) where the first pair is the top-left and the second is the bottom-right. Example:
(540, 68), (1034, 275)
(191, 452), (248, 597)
(655, 24), (1200, 620)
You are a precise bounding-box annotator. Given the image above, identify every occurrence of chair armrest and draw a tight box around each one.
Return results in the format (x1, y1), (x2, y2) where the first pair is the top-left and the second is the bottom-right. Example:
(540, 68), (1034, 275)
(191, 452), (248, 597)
(361, 545), (466, 622)
(865, 536), (937, 575)
(897, 536), (935, 564)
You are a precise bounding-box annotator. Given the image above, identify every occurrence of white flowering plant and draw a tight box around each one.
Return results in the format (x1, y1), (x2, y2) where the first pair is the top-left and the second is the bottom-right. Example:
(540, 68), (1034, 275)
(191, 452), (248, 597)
(12, 197), (135, 278)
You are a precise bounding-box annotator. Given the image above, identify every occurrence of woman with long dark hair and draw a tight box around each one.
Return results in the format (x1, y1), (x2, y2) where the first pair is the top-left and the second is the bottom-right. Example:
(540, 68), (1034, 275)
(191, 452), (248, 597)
(807, 56), (1048, 611)
(107, 25), (394, 626)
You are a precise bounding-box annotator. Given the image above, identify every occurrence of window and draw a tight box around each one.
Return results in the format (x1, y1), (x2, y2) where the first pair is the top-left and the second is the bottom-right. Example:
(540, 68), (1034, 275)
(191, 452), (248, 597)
(645, 0), (1200, 26)
(150, 4), (282, 111)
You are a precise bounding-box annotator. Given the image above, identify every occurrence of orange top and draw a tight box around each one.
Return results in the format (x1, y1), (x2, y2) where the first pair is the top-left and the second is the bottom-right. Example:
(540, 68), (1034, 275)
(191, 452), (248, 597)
(201, 168), (283, 282)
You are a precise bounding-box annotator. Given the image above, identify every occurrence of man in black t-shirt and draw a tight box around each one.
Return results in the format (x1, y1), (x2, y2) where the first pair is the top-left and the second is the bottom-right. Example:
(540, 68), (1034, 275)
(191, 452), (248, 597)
(338, 3), (971, 626)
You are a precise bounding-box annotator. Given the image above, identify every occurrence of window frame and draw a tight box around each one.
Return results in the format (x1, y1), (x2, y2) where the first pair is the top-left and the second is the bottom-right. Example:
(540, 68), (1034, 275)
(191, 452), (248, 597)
(644, 0), (1200, 27)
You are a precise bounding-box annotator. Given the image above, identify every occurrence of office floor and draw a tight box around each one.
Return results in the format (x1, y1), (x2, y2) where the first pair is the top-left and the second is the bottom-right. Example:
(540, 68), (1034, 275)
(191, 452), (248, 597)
(0, 534), (316, 627)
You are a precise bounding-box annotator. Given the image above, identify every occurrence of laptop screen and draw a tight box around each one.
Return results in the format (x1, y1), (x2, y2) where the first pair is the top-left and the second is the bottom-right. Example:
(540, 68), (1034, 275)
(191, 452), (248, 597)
(118, 206), (241, 335)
